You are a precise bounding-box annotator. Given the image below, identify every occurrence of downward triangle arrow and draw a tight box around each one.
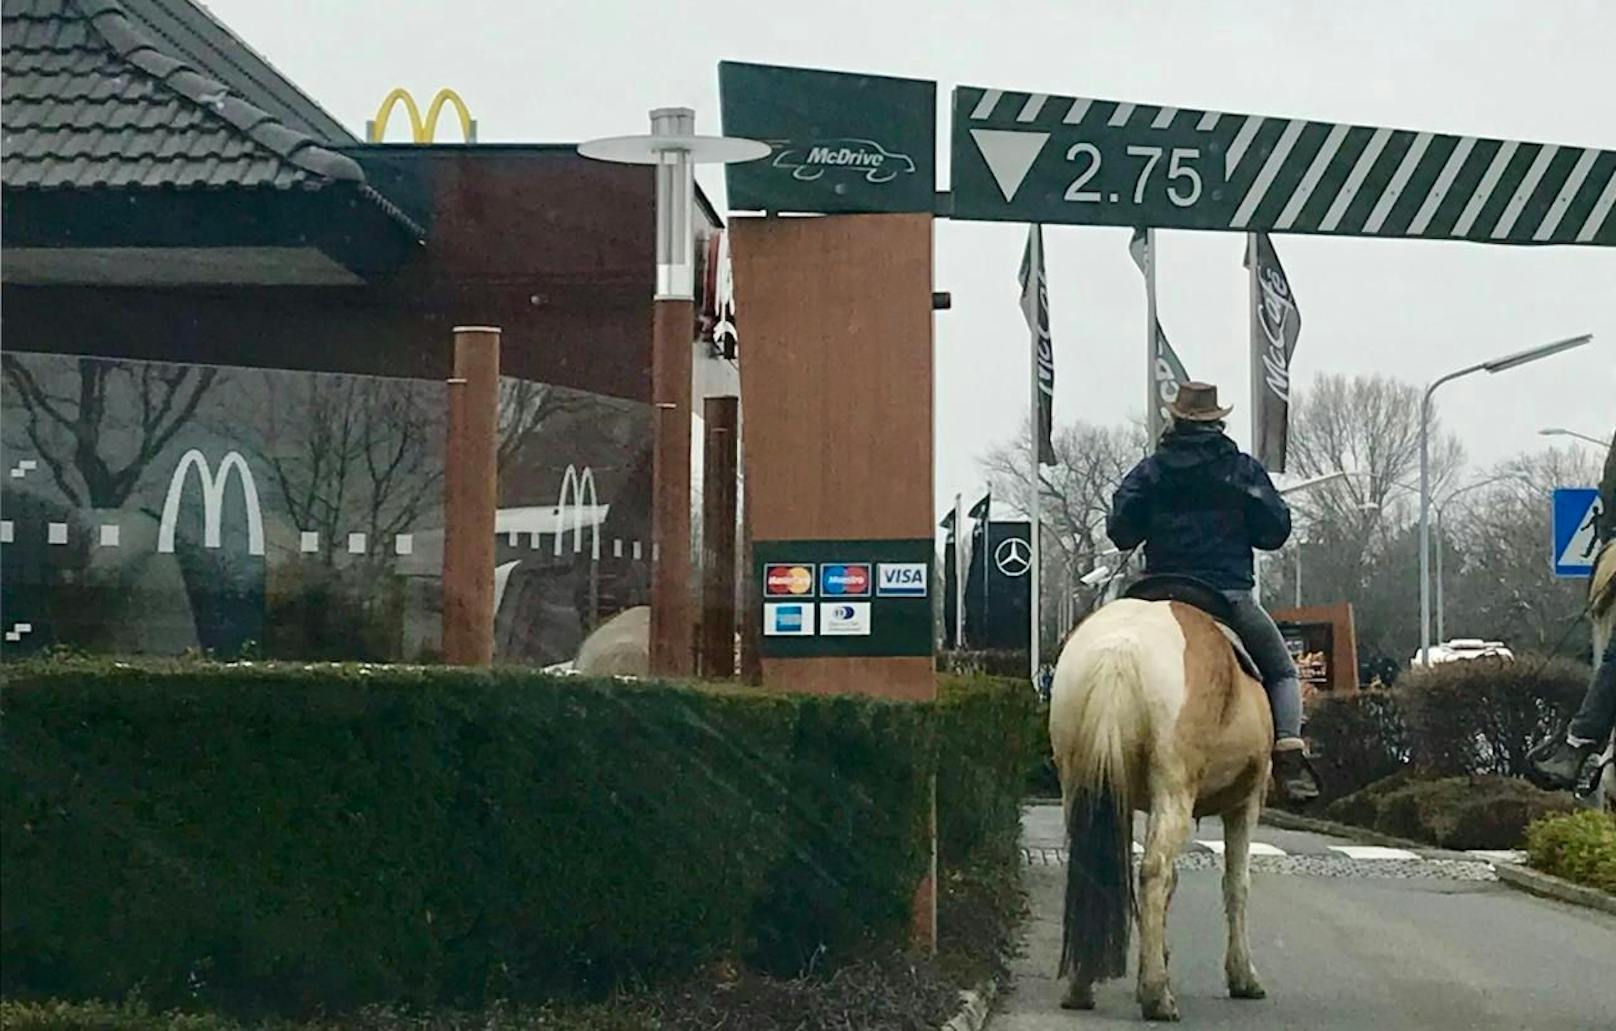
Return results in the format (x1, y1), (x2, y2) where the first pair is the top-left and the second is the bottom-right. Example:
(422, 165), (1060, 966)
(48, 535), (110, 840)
(970, 128), (1049, 203)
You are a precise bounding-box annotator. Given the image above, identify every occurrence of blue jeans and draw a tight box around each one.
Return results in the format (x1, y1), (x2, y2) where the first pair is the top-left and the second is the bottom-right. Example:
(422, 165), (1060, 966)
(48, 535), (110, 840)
(1569, 634), (1616, 745)
(1221, 590), (1303, 741)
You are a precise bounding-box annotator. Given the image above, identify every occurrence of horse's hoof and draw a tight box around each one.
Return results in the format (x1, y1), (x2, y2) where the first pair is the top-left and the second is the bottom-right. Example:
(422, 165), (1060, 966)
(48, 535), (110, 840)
(1229, 979), (1267, 1000)
(1061, 984), (1095, 1010)
(1140, 989), (1181, 1022)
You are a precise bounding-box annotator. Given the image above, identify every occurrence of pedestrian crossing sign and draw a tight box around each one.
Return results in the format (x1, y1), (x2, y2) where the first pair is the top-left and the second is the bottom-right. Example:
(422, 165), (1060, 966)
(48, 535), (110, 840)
(1551, 487), (1602, 578)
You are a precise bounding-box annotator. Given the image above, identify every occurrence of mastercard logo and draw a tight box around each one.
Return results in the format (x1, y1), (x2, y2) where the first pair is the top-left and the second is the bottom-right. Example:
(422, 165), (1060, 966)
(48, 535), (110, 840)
(764, 564), (815, 596)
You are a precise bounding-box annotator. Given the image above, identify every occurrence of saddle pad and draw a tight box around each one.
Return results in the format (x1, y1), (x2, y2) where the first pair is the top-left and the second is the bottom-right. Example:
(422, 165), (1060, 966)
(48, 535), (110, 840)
(1216, 623), (1264, 683)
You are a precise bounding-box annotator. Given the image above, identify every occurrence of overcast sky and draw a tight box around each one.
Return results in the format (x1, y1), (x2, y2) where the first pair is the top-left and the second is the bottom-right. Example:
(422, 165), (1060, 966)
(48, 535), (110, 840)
(210, 0), (1614, 518)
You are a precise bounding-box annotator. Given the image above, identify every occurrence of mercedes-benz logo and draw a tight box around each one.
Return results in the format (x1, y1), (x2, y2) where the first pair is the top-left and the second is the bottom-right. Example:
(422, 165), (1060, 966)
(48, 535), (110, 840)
(995, 536), (1031, 577)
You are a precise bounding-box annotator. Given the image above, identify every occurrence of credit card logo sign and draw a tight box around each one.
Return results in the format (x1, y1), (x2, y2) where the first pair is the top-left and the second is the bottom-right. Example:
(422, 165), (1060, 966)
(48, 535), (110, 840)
(876, 562), (928, 597)
(764, 603), (815, 636)
(819, 563), (871, 597)
(820, 601), (871, 636)
(764, 563), (815, 596)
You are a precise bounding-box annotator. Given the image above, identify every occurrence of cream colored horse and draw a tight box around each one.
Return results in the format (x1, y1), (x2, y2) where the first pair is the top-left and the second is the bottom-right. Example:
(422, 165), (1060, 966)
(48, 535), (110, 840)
(1589, 543), (1615, 812)
(1049, 598), (1272, 1022)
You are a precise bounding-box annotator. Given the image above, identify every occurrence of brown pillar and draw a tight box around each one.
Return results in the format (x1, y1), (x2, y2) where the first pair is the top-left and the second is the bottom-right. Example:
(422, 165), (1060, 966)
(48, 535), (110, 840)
(729, 213), (937, 950)
(738, 475), (762, 685)
(699, 396), (740, 676)
(650, 299), (695, 676)
(442, 326), (500, 666)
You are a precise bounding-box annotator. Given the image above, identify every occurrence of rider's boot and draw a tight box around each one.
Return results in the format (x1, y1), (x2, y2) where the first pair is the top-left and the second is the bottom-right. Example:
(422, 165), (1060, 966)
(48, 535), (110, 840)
(1272, 738), (1320, 804)
(1526, 735), (1596, 791)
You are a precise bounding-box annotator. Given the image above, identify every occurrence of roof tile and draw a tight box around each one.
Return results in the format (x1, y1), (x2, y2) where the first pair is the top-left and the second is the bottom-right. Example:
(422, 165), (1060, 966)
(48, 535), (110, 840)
(2, 0), (364, 190)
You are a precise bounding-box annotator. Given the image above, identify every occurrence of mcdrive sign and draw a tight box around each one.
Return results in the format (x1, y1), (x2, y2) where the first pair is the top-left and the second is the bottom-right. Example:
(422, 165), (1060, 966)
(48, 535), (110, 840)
(719, 61), (936, 214)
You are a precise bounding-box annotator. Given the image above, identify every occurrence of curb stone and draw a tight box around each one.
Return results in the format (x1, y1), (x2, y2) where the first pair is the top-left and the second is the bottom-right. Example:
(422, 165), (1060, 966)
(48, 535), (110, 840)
(1258, 807), (1473, 861)
(1494, 862), (1616, 917)
(942, 978), (998, 1031)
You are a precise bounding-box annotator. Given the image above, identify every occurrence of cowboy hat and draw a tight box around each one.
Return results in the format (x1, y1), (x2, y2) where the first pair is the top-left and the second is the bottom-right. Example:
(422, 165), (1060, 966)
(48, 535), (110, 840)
(1169, 381), (1234, 422)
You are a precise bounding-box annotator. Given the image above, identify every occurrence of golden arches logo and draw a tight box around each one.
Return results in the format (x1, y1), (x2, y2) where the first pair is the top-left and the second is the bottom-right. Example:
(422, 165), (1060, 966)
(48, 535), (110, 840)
(366, 88), (476, 143)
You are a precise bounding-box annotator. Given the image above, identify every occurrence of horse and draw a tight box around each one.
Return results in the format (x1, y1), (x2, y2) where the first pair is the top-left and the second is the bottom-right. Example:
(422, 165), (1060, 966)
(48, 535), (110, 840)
(1588, 541), (1615, 813)
(1049, 591), (1273, 1022)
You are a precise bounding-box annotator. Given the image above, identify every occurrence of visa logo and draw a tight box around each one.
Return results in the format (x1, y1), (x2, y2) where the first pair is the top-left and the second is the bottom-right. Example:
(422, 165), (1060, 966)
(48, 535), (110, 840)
(876, 562), (928, 597)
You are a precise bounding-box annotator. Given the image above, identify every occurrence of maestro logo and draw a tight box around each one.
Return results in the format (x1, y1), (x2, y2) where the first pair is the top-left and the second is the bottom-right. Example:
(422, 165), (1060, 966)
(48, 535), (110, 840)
(819, 563), (871, 597)
(764, 563), (815, 597)
(770, 138), (917, 184)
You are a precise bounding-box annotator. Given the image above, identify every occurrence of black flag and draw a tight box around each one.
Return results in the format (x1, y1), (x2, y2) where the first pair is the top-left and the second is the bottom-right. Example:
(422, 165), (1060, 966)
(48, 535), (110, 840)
(1020, 226), (1056, 466)
(1246, 232), (1301, 473)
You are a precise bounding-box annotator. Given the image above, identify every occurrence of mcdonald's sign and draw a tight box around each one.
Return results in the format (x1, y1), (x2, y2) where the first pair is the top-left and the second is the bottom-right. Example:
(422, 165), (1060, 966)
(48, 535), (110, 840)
(366, 88), (477, 144)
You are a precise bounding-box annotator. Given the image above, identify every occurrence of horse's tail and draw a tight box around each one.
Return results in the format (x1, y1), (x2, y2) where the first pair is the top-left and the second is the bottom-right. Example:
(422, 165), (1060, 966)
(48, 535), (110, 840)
(1057, 637), (1144, 984)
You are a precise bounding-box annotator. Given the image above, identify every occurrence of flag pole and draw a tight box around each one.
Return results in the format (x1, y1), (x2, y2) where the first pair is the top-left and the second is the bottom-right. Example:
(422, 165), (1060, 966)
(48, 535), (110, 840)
(953, 492), (964, 649)
(1028, 228), (1043, 684)
(1145, 228), (1161, 444)
(1247, 232), (1263, 604)
(1247, 233), (1262, 458)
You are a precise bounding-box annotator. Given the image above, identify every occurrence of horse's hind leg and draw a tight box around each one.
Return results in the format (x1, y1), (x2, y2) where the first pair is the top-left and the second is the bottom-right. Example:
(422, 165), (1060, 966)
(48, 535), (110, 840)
(1221, 795), (1266, 1000)
(1137, 790), (1192, 1022)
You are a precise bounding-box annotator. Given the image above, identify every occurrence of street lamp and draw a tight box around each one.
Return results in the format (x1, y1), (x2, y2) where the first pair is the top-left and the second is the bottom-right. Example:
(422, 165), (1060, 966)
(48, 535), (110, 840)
(580, 111), (767, 675)
(1539, 427), (1611, 449)
(1419, 334), (1594, 666)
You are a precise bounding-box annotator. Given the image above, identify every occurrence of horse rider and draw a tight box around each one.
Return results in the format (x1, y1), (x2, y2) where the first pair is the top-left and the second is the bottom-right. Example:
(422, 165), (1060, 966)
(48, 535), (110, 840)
(1527, 426), (1616, 790)
(1107, 382), (1320, 803)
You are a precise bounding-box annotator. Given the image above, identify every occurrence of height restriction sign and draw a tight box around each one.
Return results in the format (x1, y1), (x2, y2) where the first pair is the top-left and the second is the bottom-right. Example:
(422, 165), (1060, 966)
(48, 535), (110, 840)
(950, 85), (1616, 246)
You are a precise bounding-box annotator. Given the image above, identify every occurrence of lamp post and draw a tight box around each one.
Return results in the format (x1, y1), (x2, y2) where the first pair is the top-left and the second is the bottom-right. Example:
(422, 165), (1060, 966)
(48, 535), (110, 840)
(1539, 427), (1612, 449)
(580, 111), (767, 675)
(1419, 334), (1593, 666)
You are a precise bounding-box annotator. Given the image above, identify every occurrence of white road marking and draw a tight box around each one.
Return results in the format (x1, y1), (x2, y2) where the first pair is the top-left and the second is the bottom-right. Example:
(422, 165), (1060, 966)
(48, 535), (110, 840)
(1328, 845), (1420, 861)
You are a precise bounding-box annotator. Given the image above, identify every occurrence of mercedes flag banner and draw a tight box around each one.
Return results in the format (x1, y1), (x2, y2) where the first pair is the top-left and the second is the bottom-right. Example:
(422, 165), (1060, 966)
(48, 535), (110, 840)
(1020, 225), (1056, 465)
(1245, 232), (1301, 473)
(1128, 228), (1192, 433)
(963, 520), (1033, 651)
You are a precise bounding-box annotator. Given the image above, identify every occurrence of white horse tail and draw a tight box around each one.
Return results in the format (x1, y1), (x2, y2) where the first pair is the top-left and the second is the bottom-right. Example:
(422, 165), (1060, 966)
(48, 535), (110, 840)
(1055, 634), (1148, 986)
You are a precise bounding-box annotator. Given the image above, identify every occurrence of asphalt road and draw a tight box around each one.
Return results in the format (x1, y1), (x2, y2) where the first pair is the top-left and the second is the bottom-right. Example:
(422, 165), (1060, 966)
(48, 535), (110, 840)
(991, 804), (1616, 1030)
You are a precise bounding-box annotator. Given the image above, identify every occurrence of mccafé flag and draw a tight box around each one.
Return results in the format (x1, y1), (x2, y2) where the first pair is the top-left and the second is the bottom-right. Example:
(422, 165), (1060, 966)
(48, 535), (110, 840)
(1020, 225), (1056, 465)
(1246, 233), (1301, 473)
(1128, 228), (1192, 432)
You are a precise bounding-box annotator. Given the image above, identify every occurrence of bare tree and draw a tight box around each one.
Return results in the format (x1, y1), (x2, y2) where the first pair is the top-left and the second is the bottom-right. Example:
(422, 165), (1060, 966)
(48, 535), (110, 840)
(1278, 373), (1466, 626)
(980, 418), (1146, 568)
(1444, 446), (1602, 652)
(497, 378), (593, 474)
(1, 354), (217, 507)
(254, 374), (442, 563)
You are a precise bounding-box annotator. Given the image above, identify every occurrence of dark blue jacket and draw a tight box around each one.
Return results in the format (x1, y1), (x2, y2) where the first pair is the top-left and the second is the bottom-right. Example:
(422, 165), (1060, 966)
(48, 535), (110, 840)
(1106, 426), (1291, 591)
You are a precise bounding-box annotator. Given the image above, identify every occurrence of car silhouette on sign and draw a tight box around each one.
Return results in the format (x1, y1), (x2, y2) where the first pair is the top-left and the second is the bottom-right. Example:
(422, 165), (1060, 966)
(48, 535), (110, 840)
(769, 138), (917, 184)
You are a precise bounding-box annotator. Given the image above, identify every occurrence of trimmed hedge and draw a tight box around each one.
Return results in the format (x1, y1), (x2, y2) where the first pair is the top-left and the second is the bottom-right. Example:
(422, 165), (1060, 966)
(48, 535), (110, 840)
(935, 676), (1043, 867)
(1324, 774), (1574, 849)
(1524, 810), (1616, 895)
(1302, 689), (1409, 805)
(1301, 656), (1589, 805)
(0, 662), (940, 1013)
(1396, 656), (1588, 778)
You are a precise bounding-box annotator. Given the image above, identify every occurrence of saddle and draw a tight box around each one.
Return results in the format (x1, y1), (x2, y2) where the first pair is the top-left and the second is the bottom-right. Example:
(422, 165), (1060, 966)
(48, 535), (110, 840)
(1121, 574), (1263, 682)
